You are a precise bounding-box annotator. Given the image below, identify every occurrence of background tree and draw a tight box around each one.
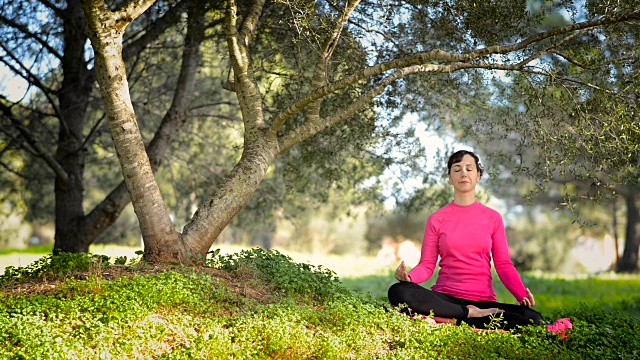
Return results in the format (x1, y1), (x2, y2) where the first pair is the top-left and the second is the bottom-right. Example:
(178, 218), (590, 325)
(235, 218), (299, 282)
(0, 0), (207, 253)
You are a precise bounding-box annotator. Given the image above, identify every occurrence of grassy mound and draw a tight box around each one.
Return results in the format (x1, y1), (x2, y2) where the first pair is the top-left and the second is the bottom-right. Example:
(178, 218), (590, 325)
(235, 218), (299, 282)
(1, 249), (639, 359)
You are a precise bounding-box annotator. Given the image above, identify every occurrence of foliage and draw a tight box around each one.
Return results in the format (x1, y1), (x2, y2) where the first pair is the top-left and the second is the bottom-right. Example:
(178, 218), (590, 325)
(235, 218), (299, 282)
(208, 248), (345, 301)
(0, 244), (52, 256)
(2, 0), (640, 267)
(0, 252), (128, 286)
(556, 305), (640, 360)
(0, 0), (407, 254)
(1, 250), (640, 359)
(506, 210), (582, 272)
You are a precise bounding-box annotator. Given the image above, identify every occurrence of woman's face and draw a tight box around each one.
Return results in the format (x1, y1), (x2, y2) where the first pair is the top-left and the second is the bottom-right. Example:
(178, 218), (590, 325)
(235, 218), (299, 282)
(448, 154), (480, 194)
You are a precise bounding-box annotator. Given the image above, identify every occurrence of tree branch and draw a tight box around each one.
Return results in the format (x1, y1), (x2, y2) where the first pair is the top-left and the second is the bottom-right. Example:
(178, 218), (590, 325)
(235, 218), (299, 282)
(520, 65), (617, 94)
(511, 29), (588, 68)
(78, 112), (107, 152)
(0, 14), (63, 60)
(0, 42), (56, 96)
(292, 0), (362, 140)
(0, 159), (32, 180)
(38, 0), (64, 17)
(189, 101), (240, 111)
(348, 22), (408, 56)
(146, 0), (205, 170)
(0, 101), (68, 183)
(225, 0), (247, 69)
(460, 12), (640, 61)
(549, 50), (598, 70)
(238, 0), (266, 47)
(270, 12), (640, 134)
(122, 0), (188, 60)
(225, 0), (267, 132)
(270, 50), (468, 131)
(80, 0), (206, 243)
(279, 64), (432, 151)
(0, 41), (70, 138)
(118, 0), (158, 27)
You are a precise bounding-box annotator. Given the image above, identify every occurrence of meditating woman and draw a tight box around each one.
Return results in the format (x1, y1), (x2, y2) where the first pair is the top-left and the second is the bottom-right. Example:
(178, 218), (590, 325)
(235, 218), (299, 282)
(388, 150), (571, 334)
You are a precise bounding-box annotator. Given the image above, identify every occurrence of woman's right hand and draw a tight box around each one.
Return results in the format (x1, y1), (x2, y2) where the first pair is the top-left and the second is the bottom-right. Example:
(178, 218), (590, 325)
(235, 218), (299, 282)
(395, 261), (411, 282)
(520, 288), (536, 307)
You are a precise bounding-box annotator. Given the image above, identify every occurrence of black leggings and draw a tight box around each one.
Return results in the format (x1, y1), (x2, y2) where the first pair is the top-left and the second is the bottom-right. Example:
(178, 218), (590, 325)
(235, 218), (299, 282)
(388, 282), (543, 330)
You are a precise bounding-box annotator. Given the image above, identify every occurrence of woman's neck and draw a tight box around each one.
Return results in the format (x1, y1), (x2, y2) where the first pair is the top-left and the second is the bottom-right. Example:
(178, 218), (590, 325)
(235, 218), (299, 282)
(453, 192), (476, 206)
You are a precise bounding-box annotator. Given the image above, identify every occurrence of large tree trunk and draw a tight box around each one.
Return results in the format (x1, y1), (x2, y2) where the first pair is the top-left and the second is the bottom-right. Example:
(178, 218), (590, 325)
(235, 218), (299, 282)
(82, 0), (183, 261)
(53, 0), (93, 254)
(617, 188), (640, 273)
(5, 0), (201, 256)
(78, 0), (205, 252)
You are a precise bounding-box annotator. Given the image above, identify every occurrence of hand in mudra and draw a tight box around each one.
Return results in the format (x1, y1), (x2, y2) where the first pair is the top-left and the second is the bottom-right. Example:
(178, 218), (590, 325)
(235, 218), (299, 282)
(395, 261), (411, 282)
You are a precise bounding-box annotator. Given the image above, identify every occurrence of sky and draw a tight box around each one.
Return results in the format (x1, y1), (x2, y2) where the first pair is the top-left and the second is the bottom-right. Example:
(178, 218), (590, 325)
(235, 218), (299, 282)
(0, 65), (29, 102)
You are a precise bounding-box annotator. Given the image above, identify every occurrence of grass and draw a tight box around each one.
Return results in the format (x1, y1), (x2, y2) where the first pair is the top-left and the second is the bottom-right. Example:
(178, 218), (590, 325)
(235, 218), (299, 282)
(0, 244), (54, 255)
(1, 248), (639, 359)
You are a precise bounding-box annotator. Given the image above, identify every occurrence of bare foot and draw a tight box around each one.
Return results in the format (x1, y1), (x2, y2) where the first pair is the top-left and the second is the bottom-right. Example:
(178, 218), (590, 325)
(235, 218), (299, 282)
(466, 305), (504, 318)
(433, 316), (457, 325)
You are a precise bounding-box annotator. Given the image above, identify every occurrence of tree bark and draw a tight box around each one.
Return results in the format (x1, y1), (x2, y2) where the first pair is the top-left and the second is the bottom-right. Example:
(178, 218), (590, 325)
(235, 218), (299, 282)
(47, 0), (194, 254)
(617, 187), (640, 273)
(613, 197), (619, 265)
(82, 0), (183, 261)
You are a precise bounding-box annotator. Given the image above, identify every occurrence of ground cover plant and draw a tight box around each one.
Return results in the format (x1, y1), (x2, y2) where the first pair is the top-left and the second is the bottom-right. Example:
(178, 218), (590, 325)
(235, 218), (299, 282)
(1, 249), (639, 359)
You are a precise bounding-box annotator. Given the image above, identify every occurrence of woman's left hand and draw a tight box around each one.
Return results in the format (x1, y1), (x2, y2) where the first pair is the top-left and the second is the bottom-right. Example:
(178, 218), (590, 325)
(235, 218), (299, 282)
(520, 288), (535, 307)
(394, 261), (411, 282)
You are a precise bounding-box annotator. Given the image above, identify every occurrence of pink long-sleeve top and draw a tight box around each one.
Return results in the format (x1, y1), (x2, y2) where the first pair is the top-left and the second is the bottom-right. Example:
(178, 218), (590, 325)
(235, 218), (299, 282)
(408, 201), (527, 303)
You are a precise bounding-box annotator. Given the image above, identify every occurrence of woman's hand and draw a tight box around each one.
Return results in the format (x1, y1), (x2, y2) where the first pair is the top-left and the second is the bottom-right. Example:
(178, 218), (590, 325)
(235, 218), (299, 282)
(520, 288), (535, 307)
(394, 261), (411, 282)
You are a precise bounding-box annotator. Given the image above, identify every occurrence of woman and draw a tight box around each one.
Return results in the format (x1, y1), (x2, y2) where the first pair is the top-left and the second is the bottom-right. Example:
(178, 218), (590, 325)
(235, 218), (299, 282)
(388, 150), (571, 334)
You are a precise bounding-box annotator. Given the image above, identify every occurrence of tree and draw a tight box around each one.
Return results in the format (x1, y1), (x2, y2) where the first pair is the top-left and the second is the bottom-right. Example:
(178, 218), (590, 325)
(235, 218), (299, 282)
(0, 0), (208, 253)
(77, 0), (640, 262)
(1, 0), (394, 254)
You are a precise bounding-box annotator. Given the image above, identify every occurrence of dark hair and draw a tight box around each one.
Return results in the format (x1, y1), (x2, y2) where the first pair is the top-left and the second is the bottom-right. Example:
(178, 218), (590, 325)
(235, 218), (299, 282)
(447, 150), (484, 177)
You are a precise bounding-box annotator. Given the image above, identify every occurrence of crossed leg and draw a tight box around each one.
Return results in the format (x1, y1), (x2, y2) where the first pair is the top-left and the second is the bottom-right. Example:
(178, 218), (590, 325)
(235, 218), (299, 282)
(388, 282), (543, 330)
